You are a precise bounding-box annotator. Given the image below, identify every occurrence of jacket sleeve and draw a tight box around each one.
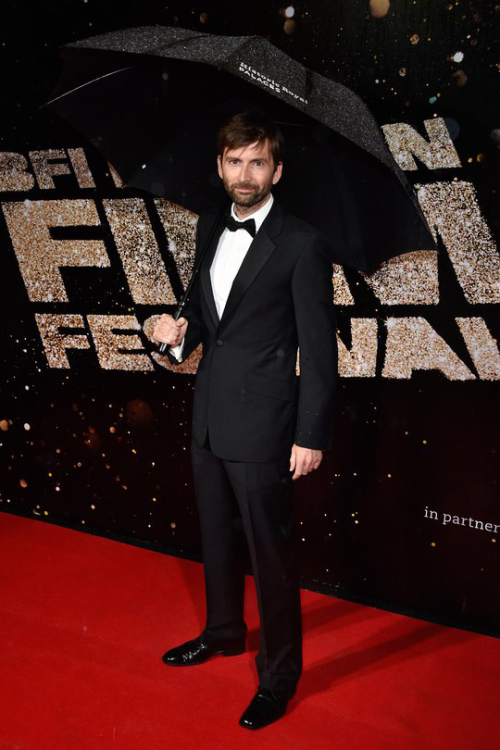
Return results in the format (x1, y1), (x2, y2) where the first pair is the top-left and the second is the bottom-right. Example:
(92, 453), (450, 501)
(165, 217), (204, 366)
(291, 231), (337, 450)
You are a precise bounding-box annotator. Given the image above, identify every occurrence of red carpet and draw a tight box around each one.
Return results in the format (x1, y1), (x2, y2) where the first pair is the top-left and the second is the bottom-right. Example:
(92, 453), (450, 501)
(0, 511), (499, 750)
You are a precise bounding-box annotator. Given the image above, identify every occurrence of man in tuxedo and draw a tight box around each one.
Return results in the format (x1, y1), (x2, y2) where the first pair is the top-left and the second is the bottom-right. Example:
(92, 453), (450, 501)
(153, 111), (337, 730)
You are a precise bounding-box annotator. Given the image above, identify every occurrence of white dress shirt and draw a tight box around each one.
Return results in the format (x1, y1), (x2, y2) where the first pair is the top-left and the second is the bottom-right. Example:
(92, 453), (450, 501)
(171, 194), (274, 362)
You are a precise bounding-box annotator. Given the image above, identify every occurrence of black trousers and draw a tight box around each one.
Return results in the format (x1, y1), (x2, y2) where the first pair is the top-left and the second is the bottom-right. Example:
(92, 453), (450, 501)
(190, 434), (302, 693)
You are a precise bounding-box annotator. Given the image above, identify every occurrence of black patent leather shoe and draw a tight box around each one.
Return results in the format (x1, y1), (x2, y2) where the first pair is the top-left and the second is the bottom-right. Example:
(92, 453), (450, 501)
(239, 687), (292, 730)
(161, 635), (245, 666)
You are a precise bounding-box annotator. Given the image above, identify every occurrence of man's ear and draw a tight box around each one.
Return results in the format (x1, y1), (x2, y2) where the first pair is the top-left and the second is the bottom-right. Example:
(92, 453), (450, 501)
(217, 154), (223, 180)
(272, 161), (283, 185)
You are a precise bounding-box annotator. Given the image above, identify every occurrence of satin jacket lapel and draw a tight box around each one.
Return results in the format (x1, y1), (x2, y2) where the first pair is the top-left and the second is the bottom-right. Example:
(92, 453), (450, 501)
(199, 212), (225, 328)
(218, 201), (285, 334)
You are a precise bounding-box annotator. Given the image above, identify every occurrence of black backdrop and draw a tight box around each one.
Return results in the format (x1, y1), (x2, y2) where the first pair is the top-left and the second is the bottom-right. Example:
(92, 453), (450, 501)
(1, 0), (499, 636)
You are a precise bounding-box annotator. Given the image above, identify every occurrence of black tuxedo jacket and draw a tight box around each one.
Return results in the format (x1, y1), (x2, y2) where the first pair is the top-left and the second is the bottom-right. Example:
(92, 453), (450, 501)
(168, 200), (337, 462)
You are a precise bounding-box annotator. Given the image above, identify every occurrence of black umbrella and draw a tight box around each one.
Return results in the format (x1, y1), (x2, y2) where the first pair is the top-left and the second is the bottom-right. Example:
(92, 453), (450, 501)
(42, 25), (436, 271)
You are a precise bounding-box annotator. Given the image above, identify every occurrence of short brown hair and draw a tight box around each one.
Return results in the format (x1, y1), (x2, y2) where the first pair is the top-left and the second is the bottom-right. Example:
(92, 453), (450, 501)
(217, 111), (285, 169)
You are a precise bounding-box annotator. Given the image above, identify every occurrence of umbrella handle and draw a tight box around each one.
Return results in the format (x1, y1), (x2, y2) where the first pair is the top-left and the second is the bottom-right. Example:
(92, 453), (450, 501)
(157, 210), (224, 356)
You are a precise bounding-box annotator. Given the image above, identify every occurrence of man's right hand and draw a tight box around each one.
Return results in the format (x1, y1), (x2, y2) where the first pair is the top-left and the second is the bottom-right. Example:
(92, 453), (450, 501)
(152, 314), (188, 347)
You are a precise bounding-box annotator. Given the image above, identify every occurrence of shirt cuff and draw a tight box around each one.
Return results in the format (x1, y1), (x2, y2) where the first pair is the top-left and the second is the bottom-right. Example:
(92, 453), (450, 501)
(170, 338), (185, 362)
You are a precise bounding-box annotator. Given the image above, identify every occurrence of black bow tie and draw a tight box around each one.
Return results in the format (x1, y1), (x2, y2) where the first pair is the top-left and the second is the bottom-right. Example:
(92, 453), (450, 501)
(224, 214), (257, 238)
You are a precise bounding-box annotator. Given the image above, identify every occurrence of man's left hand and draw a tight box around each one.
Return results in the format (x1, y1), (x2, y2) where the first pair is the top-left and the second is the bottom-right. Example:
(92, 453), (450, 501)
(289, 444), (323, 481)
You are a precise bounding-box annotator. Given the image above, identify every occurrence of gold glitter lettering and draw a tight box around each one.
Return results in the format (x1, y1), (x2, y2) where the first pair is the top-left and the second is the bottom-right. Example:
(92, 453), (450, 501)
(382, 118), (461, 170)
(29, 149), (72, 189)
(337, 319), (378, 377)
(2, 199), (110, 302)
(35, 313), (90, 368)
(154, 198), (198, 291)
(417, 181), (500, 303)
(0, 152), (35, 192)
(383, 317), (475, 380)
(103, 198), (174, 305)
(456, 317), (500, 380)
(332, 265), (355, 305)
(362, 250), (439, 304)
(67, 148), (96, 189)
(87, 314), (153, 371)
(108, 162), (125, 188)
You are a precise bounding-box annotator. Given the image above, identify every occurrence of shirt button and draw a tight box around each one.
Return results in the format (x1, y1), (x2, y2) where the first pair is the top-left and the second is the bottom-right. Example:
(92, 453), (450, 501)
(216, 339), (224, 347)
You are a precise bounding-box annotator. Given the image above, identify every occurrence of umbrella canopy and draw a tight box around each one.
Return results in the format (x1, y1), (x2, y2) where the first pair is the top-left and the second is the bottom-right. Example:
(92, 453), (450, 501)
(43, 25), (436, 271)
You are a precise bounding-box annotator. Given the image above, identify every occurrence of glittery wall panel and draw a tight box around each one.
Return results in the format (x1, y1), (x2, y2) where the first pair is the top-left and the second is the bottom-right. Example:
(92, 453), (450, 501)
(1, 0), (499, 635)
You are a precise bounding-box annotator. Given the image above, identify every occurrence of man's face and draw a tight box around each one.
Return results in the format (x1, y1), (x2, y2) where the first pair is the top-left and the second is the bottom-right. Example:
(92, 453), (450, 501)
(217, 139), (283, 213)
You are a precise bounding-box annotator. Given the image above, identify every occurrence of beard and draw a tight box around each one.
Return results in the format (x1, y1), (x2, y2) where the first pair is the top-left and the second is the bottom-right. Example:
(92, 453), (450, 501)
(223, 179), (273, 210)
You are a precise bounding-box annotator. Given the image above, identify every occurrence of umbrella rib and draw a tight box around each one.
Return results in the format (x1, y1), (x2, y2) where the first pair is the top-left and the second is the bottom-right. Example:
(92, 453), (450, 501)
(145, 32), (208, 55)
(223, 35), (260, 68)
(44, 66), (133, 105)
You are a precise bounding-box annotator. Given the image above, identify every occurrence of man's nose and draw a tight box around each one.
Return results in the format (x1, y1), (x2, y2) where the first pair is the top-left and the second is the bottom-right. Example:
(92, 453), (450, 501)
(238, 162), (251, 182)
